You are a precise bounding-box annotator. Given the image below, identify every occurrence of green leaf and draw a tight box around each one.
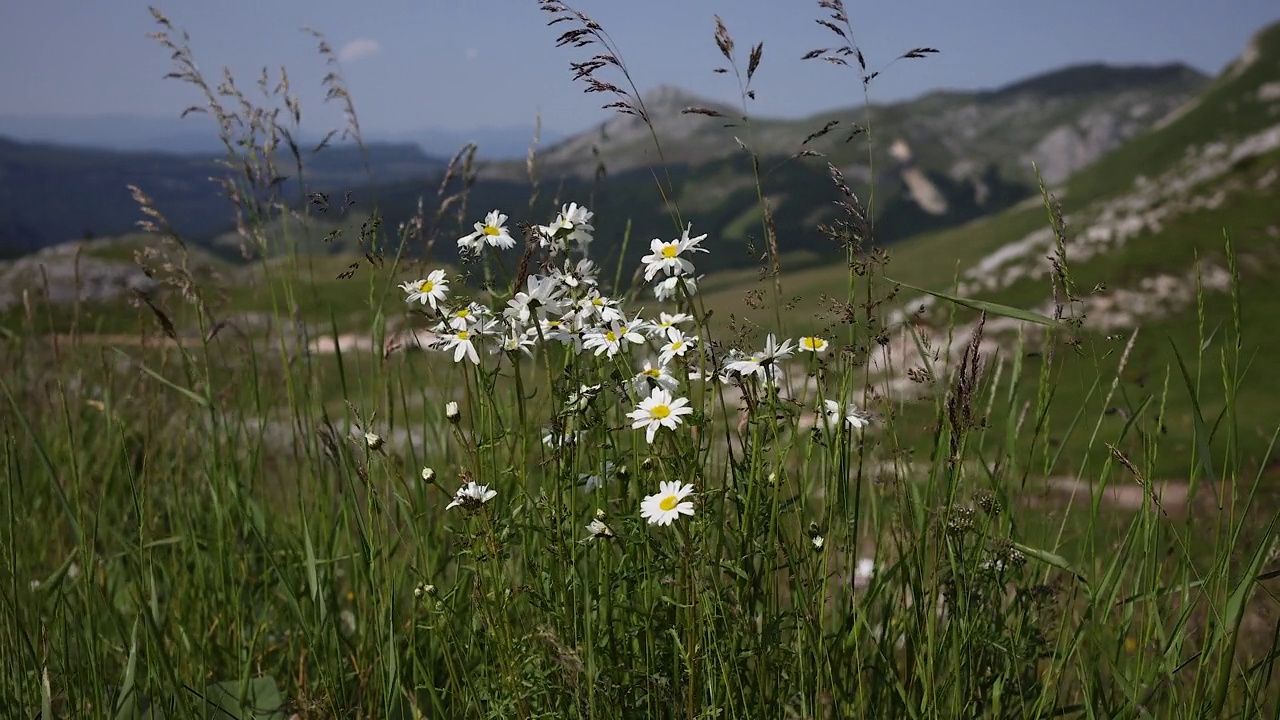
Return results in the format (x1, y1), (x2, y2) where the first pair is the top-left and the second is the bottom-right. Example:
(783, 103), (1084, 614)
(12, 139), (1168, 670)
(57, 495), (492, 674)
(1012, 541), (1090, 588)
(201, 677), (284, 720)
(117, 348), (210, 407)
(889, 278), (1064, 328)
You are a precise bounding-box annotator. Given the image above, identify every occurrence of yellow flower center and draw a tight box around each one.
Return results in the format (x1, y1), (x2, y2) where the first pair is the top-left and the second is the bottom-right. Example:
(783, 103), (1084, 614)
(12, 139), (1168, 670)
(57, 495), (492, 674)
(671, 341), (684, 351)
(659, 495), (679, 511)
(661, 245), (678, 259)
(605, 331), (617, 342)
(650, 404), (671, 420)
(643, 369), (660, 378)
(483, 225), (501, 236)
(802, 337), (817, 349)
(456, 330), (469, 340)
(457, 309), (470, 318)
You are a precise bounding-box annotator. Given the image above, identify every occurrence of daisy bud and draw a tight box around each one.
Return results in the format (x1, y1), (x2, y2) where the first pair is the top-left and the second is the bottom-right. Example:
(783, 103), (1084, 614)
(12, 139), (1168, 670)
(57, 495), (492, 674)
(595, 508), (607, 520)
(811, 535), (825, 551)
(364, 432), (384, 451)
(445, 401), (461, 424)
(421, 467), (437, 484)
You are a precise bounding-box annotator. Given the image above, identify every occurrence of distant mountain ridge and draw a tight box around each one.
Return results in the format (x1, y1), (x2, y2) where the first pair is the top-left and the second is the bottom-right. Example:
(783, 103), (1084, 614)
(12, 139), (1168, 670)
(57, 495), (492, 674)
(0, 137), (445, 258)
(0, 114), (558, 161)
(0, 57), (1216, 263)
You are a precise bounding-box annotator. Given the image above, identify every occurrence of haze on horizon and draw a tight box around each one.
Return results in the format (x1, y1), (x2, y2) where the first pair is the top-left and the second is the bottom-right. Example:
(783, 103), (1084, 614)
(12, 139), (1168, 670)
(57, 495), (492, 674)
(2, 0), (1277, 142)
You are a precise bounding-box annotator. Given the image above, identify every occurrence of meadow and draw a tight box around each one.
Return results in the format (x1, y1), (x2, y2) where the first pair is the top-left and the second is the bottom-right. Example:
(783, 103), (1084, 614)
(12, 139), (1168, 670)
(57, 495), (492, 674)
(2, 2), (1279, 718)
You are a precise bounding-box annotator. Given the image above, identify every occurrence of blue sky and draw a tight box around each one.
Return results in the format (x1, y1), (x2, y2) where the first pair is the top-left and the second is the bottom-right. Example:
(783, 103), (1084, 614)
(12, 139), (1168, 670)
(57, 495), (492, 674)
(2, 0), (1277, 137)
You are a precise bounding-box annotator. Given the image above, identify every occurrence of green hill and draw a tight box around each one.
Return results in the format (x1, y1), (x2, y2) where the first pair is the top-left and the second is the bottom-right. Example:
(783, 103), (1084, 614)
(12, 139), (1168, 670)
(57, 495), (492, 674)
(700, 21), (1280, 476)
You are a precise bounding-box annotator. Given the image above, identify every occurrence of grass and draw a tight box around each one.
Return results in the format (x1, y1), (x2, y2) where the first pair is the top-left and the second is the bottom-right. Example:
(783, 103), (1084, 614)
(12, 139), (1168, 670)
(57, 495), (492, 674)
(3, 2), (1280, 718)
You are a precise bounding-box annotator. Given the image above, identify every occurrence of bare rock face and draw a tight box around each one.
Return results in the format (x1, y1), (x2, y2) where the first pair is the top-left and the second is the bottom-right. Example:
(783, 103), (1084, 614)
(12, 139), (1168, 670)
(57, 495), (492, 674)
(0, 241), (158, 312)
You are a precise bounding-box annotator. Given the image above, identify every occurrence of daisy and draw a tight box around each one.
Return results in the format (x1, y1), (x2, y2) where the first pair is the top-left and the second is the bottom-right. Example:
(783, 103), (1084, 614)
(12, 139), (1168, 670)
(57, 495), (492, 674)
(583, 320), (644, 358)
(458, 210), (516, 253)
(505, 274), (568, 326)
(758, 334), (795, 364)
(496, 331), (535, 358)
(725, 353), (766, 381)
(654, 274), (699, 302)
(628, 388), (693, 444)
(445, 481), (497, 511)
(640, 480), (696, 526)
(822, 399), (871, 430)
(554, 257), (600, 288)
(442, 324), (489, 365)
(658, 329), (697, 366)
(576, 291), (625, 324)
(798, 336), (829, 354)
(632, 359), (679, 393)
(399, 269), (449, 310)
(640, 224), (709, 281)
(542, 428), (578, 449)
(539, 202), (594, 253)
(446, 302), (490, 331)
(586, 518), (615, 539)
(644, 312), (693, 339)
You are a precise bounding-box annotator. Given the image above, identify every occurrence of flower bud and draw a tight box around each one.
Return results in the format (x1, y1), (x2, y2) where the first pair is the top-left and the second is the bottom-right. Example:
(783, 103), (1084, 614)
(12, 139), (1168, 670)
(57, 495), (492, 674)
(445, 401), (461, 424)
(364, 432), (384, 451)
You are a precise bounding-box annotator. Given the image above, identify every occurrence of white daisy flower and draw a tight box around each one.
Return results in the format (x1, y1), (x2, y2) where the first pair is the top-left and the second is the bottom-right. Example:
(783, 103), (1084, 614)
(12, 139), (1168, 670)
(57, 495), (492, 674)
(644, 312), (693, 339)
(632, 359), (679, 393)
(446, 302), (490, 331)
(576, 291), (624, 325)
(442, 323), (492, 365)
(759, 334), (795, 364)
(822, 399), (871, 430)
(586, 518), (615, 539)
(798, 336), (829, 354)
(658, 329), (697, 366)
(653, 274), (699, 302)
(583, 320), (645, 358)
(505, 274), (568, 326)
(539, 202), (594, 254)
(725, 353), (767, 381)
(628, 388), (694, 444)
(445, 481), (497, 510)
(542, 428), (578, 449)
(399, 269), (450, 310)
(640, 224), (708, 281)
(554, 257), (600, 288)
(640, 480), (695, 526)
(496, 331), (534, 358)
(459, 210), (516, 252)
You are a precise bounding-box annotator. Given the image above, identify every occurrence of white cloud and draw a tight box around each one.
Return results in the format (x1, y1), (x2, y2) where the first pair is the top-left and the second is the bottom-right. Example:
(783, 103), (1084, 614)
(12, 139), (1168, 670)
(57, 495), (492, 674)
(337, 38), (381, 63)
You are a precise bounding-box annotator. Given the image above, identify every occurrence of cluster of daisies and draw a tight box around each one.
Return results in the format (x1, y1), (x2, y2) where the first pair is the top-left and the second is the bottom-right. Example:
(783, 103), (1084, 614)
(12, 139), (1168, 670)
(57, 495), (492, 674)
(402, 204), (870, 529)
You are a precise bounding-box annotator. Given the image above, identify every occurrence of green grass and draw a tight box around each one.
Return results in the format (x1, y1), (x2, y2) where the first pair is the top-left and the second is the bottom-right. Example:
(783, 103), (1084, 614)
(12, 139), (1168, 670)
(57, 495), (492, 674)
(3, 7), (1280, 720)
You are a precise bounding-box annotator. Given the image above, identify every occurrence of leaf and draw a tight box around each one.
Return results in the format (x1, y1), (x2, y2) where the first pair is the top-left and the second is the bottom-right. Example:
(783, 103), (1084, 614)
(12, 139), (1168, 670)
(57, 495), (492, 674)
(117, 349), (210, 408)
(201, 677), (284, 720)
(890, 278), (1064, 328)
(1013, 541), (1090, 588)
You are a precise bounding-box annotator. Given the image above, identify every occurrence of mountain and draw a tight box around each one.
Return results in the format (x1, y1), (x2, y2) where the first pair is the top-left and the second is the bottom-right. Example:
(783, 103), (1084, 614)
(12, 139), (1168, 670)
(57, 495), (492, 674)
(0, 114), (561, 161)
(0, 60), (1213, 268)
(382, 124), (567, 161)
(0, 138), (445, 257)
(498, 63), (1207, 186)
(696, 20), (1280, 474)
